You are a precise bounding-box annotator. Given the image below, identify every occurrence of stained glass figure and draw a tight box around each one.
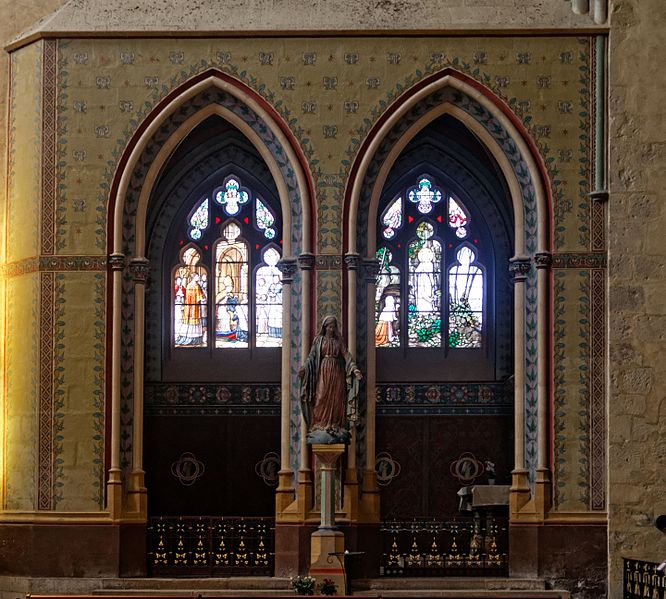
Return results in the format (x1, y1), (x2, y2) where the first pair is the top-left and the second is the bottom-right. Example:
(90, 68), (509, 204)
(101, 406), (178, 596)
(375, 247), (401, 348)
(448, 246), (483, 348)
(448, 196), (470, 238)
(255, 197), (277, 239)
(214, 223), (249, 348)
(407, 222), (442, 347)
(216, 178), (250, 216)
(407, 178), (442, 214)
(188, 197), (209, 241)
(174, 247), (208, 348)
(381, 196), (403, 240)
(255, 247), (283, 348)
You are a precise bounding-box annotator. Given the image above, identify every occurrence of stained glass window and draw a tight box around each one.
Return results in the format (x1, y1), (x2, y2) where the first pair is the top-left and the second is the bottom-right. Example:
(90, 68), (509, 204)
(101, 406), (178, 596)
(171, 172), (282, 353)
(256, 197), (277, 239)
(375, 247), (401, 347)
(215, 177), (250, 216)
(407, 221), (442, 347)
(255, 247), (283, 347)
(214, 222), (249, 348)
(448, 246), (483, 348)
(188, 197), (209, 240)
(174, 247), (208, 348)
(448, 196), (469, 239)
(376, 175), (484, 352)
(381, 196), (403, 240)
(407, 177), (442, 214)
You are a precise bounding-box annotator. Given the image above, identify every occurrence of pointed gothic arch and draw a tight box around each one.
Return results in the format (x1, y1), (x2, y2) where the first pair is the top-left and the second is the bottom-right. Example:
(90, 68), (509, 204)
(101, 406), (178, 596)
(342, 69), (553, 522)
(105, 69), (315, 521)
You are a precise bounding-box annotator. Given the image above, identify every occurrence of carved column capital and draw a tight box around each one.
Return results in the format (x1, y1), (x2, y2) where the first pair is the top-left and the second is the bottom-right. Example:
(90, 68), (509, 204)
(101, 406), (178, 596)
(534, 252), (552, 270)
(509, 257), (531, 282)
(109, 253), (126, 272)
(297, 253), (315, 271)
(278, 257), (298, 283)
(362, 257), (380, 282)
(129, 257), (150, 283)
(344, 253), (360, 270)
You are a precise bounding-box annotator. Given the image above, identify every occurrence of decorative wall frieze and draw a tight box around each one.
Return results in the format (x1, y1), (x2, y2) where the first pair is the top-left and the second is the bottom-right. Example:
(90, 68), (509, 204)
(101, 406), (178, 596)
(2, 255), (109, 278)
(552, 252), (607, 269)
(314, 254), (341, 270)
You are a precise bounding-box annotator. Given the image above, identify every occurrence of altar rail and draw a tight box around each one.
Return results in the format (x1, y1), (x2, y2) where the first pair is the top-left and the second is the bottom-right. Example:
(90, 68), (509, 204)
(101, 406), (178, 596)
(147, 516), (274, 576)
(380, 517), (508, 576)
(624, 558), (665, 598)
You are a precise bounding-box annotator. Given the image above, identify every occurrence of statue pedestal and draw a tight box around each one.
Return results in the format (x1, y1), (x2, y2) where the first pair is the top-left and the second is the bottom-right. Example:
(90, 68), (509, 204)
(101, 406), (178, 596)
(309, 443), (346, 593)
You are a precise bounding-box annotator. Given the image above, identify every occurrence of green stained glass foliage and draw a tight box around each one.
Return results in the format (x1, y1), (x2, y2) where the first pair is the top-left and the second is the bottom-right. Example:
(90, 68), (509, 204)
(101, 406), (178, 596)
(375, 247), (401, 348)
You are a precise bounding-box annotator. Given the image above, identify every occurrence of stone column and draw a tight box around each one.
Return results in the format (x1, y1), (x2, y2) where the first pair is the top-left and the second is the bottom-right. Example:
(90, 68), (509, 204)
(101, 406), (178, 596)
(309, 444), (346, 592)
(508, 257), (531, 516)
(297, 253), (315, 517)
(343, 253), (360, 519)
(107, 252), (126, 518)
(534, 252), (552, 519)
(276, 257), (298, 514)
(127, 257), (150, 517)
(360, 257), (380, 519)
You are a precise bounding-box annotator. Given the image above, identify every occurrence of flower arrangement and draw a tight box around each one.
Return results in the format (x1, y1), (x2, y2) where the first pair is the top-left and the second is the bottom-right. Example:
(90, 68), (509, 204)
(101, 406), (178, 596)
(319, 578), (338, 596)
(291, 575), (316, 595)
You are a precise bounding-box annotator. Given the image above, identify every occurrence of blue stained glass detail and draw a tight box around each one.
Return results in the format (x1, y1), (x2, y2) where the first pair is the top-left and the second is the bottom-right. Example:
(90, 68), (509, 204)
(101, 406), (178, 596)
(216, 178), (250, 216)
(256, 198), (277, 239)
(407, 178), (442, 214)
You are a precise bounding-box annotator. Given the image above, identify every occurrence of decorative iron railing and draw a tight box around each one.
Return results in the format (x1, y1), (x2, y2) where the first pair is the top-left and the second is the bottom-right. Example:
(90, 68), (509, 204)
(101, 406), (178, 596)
(147, 516), (274, 576)
(380, 516), (508, 576)
(624, 558), (665, 599)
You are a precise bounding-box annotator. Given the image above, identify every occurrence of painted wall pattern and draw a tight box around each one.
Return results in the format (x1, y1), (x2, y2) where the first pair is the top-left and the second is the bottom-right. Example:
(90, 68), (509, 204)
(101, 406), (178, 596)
(3, 35), (604, 514)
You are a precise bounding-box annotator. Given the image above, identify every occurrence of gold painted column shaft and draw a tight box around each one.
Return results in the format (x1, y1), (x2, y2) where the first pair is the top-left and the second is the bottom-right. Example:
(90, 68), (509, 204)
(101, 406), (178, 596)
(107, 253), (126, 519)
(534, 253), (552, 518)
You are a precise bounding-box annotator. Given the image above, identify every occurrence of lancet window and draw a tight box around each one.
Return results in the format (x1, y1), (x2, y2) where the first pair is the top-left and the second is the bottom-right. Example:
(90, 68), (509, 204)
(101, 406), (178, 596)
(375, 175), (484, 350)
(171, 175), (283, 350)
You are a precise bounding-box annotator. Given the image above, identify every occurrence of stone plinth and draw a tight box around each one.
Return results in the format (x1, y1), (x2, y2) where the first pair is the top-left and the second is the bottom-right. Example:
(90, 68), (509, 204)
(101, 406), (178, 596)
(309, 444), (346, 593)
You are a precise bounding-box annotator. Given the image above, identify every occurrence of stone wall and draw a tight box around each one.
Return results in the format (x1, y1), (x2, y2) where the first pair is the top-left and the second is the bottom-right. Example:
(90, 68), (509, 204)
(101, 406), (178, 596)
(608, 0), (666, 596)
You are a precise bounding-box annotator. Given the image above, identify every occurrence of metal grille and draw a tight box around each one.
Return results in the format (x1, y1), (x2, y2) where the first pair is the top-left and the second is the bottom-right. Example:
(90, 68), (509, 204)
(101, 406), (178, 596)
(624, 558), (665, 599)
(147, 516), (274, 576)
(380, 516), (508, 576)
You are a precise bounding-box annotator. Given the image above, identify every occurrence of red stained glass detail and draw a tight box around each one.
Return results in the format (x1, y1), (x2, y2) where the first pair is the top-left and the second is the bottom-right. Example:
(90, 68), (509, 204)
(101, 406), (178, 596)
(448, 243), (453, 248)
(215, 217), (221, 224)
(256, 243), (261, 250)
(397, 243), (401, 248)
(244, 217), (250, 224)
(280, 239), (283, 245)
(407, 216), (414, 223)
(204, 245), (209, 250)
(474, 239), (478, 244)
(179, 240), (184, 246)
(437, 215), (443, 222)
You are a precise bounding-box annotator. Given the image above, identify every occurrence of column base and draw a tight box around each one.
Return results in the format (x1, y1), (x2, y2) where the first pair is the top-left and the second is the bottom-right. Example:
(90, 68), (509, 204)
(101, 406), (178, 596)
(309, 528), (345, 594)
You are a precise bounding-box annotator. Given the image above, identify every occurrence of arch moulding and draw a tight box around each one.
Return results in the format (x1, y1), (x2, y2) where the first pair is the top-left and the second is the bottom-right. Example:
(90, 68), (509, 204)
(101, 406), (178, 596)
(105, 69), (315, 521)
(342, 68), (553, 524)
